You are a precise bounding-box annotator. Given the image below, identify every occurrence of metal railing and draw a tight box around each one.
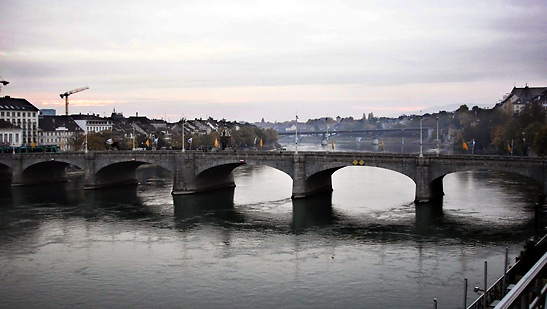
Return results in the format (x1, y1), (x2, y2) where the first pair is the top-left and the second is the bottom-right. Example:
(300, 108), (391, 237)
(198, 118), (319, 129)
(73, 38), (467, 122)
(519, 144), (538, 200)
(494, 250), (547, 308)
(465, 234), (547, 309)
(467, 253), (518, 309)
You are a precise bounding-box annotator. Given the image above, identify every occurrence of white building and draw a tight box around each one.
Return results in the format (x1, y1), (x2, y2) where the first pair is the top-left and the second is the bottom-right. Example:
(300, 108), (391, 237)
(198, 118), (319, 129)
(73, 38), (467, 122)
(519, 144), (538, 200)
(71, 114), (113, 133)
(0, 96), (39, 145)
(0, 119), (23, 147)
(38, 116), (84, 151)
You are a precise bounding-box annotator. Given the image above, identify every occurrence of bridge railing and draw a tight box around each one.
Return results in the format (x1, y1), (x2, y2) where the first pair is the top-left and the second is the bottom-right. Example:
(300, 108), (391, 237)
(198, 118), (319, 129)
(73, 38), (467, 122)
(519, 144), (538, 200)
(494, 251), (547, 308)
(467, 234), (547, 309)
(1, 150), (546, 165)
(467, 259), (520, 309)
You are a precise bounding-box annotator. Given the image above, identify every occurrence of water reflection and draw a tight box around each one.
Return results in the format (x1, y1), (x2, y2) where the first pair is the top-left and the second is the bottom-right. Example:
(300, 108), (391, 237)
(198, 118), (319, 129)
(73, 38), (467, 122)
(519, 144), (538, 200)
(81, 185), (161, 222)
(291, 192), (335, 233)
(0, 161), (542, 308)
(414, 202), (444, 236)
(174, 188), (235, 217)
(8, 182), (85, 206)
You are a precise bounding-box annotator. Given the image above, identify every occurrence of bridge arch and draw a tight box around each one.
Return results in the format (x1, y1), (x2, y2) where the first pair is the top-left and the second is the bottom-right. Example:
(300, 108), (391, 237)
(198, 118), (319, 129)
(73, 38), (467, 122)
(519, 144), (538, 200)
(194, 162), (245, 192)
(91, 159), (174, 189)
(331, 165), (416, 205)
(0, 162), (12, 186)
(428, 164), (546, 202)
(193, 157), (296, 194)
(196, 156), (294, 179)
(20, 161), (73, 185)
(93, 157), (173, 174)
(430, 165), (544, 188)
(20, 156), (85, 171)
(301, 160), (418, 200)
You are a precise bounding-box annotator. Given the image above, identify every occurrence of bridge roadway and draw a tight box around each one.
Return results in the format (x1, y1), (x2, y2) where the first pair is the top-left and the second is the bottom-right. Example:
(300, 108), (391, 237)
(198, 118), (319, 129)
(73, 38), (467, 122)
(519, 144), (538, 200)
(0, 150), (546, 203)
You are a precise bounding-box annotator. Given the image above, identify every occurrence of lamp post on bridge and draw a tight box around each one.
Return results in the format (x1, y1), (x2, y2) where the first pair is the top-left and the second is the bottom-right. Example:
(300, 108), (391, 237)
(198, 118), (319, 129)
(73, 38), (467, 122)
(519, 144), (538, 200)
(419, 114), (423, 158)
(11, 122), (14, 157)
(85, 125), (88, 154)
(181, 117), (185, 153)
(132, 122), (136, 150)
(295, 113), (298, 154)
(436, 116), (439, 156)
(522, 131), (526, 156)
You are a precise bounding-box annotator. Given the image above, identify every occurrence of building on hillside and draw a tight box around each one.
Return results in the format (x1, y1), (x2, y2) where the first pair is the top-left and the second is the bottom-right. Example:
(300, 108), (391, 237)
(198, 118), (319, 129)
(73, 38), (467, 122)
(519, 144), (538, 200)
(532, 89), (547, 107)
(0, 119), (23, 147)
(110, 111), (135, 139)
(150, 119), (172, 142)
(0, 96), (39, 145)
(189, 119), (211, 134)
(128, 115), (153, 132)
(151, 119), (168, 129)
(71, 114), (113, 134)
(497, 85), (547, 114)
(38, 116), (84, 151)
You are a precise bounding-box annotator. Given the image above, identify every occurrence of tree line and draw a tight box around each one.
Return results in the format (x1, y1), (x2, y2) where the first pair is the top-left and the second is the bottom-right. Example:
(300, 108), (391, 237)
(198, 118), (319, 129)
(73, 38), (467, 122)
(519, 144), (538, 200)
(72, 125), (279, 151)
(452, 102), (547, 156)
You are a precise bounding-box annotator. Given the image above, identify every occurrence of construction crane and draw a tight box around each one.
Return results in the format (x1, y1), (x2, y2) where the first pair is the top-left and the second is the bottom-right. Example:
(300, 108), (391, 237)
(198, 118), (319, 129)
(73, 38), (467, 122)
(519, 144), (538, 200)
(0, 75), (8, 95)
(60, 86), (89, 115)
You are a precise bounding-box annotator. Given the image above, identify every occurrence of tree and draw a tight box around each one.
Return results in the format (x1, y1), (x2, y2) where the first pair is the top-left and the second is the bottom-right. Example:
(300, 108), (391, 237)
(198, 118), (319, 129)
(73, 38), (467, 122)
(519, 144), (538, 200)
(533, 126), (547, 156)
(519, 101), (546, 127)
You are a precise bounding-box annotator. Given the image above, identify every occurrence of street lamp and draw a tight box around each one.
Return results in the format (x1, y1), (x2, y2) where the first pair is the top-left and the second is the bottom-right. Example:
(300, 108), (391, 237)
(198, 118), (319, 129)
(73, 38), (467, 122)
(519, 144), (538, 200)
(11, 121), (15, 157)
(419, 114), (423, 157)
(295, 113), (298, 154)
(522, 131), (526, 156)
(436, 116), (439, 155)
(85, 124), (88, 153)
(181, 117), (185, 153)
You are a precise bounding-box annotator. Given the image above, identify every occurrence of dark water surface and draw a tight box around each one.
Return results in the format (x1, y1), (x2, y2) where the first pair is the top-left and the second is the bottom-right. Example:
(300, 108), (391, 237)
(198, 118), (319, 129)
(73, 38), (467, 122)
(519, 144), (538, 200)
(0, 161), (541, 308)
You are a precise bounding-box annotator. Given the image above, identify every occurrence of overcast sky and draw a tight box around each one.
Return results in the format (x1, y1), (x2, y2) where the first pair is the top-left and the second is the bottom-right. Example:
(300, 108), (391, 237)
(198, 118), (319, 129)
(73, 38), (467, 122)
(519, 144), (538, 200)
(1, 0), (545, 122)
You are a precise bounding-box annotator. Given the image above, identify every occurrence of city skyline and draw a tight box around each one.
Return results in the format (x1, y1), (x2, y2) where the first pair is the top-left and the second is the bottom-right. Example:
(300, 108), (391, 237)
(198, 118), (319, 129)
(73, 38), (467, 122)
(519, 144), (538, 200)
(1, 0), (546, 122)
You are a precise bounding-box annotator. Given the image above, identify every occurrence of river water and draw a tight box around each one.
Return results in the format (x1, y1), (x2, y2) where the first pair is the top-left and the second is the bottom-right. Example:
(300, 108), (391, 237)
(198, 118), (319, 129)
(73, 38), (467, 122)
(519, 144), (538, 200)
(0, 148), (543, 308)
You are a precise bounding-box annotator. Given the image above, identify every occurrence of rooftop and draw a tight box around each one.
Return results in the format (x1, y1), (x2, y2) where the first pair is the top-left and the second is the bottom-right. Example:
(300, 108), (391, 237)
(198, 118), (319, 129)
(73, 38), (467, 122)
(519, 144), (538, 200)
(0, 96), (39, 111)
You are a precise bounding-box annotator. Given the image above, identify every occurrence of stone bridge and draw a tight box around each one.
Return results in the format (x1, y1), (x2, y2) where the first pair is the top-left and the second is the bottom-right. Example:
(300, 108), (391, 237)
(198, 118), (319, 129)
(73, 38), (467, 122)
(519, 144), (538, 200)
(0, 151), (546, 203)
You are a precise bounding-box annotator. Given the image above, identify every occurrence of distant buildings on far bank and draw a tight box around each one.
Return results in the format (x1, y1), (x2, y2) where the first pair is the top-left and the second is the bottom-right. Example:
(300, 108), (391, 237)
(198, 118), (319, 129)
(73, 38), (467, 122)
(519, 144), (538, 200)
(0, 96), (241, 150)
(257, 84), (547, 133)
(1, 84), (546, 150)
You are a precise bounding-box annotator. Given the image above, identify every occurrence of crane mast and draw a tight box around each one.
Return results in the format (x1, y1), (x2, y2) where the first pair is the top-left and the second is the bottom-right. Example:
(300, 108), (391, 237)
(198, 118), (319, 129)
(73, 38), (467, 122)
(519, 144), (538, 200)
(60, 86), (89, 115)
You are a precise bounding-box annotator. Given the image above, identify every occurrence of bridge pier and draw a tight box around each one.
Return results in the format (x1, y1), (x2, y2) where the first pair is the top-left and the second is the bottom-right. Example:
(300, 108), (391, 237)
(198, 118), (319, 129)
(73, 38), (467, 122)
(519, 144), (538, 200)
(291, 154), (334, 199)
(414, 158), (444, 204)
(9, 155), (23, 186)
(172, 153), (238, 195)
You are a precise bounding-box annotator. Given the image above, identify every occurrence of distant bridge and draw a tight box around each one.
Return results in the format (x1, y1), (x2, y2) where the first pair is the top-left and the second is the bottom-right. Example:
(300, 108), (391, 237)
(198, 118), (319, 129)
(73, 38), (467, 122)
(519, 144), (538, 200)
(278, 128), (427, 138)
(0, 151), (546, 203)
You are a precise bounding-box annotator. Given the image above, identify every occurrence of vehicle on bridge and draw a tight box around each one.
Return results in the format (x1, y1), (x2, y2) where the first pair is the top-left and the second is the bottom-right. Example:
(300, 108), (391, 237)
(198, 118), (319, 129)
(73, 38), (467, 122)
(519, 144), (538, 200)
(0, 145), (60, 154)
